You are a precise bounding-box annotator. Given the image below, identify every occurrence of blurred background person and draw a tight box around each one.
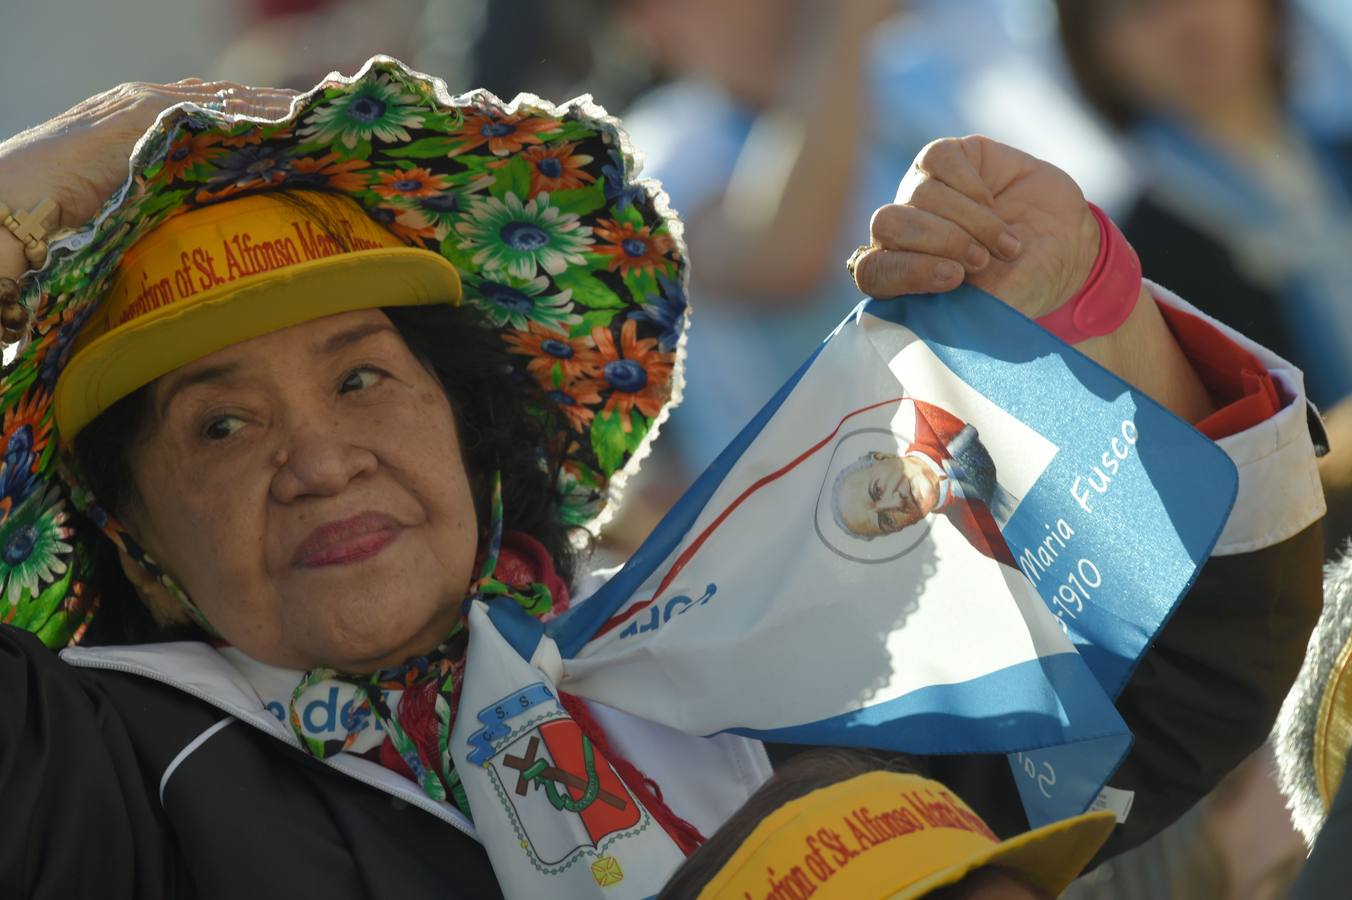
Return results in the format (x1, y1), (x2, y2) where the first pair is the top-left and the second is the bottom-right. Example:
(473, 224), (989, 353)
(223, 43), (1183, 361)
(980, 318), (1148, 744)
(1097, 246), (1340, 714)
(605, 0), (1130, 554)
(1055, 0), (1352, 552)
(614, 0), (896, 487)
(212, 0), (648, 110)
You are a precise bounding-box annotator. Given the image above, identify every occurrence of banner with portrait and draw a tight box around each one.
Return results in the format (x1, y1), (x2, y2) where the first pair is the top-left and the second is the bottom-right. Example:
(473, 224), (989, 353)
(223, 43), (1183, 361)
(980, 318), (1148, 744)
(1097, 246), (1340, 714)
(451, 287), (1237, 898)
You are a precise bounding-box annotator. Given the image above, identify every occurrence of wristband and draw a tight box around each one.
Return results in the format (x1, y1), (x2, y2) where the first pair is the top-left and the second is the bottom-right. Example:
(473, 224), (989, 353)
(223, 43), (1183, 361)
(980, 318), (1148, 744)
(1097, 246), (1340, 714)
(1035, 203), (1142, 344)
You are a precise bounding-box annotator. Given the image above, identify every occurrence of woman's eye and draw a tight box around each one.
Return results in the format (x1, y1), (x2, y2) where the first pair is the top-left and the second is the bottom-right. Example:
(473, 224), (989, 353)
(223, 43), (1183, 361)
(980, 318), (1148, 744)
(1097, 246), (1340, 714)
(340, 367), (385, 394)
(201, 415), (245, 441)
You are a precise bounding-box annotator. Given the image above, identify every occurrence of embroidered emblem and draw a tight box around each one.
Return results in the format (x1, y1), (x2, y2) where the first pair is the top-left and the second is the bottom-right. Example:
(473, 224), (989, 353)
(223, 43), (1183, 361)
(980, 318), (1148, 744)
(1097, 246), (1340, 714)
(590, 855), (624, 887)
(468, 684), (652, 875)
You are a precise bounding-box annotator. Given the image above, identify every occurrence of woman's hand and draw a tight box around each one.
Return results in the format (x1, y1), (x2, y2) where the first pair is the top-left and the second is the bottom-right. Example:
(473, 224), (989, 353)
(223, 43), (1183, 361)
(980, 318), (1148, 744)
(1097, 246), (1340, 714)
(850, 135), (1216, 424)
(849, 135), (1099, 319)
(0, 79), (298, 234)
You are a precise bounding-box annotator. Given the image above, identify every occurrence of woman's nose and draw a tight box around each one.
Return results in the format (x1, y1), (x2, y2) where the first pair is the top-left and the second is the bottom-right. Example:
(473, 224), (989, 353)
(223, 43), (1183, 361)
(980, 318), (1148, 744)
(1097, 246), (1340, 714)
(269, 419), (378, 503)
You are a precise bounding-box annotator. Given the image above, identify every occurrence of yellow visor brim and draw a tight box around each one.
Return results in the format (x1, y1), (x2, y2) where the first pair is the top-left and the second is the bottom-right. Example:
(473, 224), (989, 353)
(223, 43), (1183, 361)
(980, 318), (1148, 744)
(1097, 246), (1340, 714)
(55, 247), (461, 441)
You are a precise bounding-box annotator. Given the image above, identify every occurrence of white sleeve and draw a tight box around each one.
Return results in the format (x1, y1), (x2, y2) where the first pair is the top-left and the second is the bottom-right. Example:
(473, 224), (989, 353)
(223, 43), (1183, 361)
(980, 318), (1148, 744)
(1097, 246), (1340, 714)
(1148, 280), (1326, 555)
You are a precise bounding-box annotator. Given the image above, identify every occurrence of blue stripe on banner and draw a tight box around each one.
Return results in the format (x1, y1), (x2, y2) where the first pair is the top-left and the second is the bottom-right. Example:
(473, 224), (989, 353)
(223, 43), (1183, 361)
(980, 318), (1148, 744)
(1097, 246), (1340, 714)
(466, 681), (556, 765)
(724, 652), (1132, 825)
(484, 598), (546, 662)
(863, 289), (1236, 698)
(549, 323), (846, 658)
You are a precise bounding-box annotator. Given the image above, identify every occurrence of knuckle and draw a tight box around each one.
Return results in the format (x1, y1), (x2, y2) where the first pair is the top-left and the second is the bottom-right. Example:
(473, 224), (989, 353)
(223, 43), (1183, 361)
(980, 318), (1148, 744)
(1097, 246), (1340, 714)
(868, 204), (901, 240)
(978, 208), (1011, 240)
(959, 133), (993, 157)
(854, 249), (903, 294)
(879, 250), (917, 286)
(943, 227), (972, 258)
(910, 177), (943, 208)
(918, 137), (957, 164)
(973, 208), (1007, 243)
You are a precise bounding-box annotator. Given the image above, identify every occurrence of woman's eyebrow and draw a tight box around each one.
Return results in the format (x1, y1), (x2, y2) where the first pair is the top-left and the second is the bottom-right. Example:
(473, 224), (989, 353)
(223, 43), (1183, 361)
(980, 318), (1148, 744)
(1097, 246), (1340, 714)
(156, 362), (242, 421)
(311, 322), (399, 356)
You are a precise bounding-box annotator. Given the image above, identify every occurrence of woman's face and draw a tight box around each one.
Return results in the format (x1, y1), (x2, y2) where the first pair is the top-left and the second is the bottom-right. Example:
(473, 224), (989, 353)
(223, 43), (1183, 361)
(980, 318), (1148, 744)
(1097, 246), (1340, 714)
(1097, 0), (1276, 119)
(122, 308), (479, 673)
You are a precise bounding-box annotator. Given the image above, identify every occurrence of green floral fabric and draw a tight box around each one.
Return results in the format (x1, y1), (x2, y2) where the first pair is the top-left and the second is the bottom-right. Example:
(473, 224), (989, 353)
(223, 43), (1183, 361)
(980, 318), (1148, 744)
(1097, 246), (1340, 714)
(1, 57), (689, 648)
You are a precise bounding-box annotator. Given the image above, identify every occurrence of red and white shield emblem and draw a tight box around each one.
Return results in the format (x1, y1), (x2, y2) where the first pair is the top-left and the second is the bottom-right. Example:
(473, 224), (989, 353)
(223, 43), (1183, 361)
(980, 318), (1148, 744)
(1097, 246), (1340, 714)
(490, 718), (643, 866)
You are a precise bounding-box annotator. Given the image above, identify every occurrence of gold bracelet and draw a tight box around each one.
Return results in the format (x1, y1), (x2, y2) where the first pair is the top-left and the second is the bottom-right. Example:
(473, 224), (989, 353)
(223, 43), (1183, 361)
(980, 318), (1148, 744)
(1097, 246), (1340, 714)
(0, 197), (59, 269)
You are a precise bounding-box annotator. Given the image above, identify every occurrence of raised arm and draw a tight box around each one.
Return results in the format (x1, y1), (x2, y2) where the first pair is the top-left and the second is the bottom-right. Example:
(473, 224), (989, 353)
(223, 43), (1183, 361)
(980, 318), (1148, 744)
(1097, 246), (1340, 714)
(844, 134), (1325, 859)
(0, 80), (296, 282)
(848, 135), (1215, 422)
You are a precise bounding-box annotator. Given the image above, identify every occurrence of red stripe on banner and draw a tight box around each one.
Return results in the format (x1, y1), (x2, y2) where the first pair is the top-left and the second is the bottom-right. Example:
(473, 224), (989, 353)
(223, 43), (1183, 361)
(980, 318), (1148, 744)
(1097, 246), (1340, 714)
(594, 396), (907, 639)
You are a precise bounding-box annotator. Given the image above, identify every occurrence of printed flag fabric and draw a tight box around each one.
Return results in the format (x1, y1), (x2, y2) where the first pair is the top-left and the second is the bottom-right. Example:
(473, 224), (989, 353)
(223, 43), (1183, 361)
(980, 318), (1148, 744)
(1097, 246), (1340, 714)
(451, 602), (687, 899)
(450, 288), (1239, 899)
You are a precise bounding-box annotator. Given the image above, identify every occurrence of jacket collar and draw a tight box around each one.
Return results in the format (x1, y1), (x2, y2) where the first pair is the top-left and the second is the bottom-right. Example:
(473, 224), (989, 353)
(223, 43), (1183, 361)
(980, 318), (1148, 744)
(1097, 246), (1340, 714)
(61, 641), (284, 734)
(59, 640), (480, 839)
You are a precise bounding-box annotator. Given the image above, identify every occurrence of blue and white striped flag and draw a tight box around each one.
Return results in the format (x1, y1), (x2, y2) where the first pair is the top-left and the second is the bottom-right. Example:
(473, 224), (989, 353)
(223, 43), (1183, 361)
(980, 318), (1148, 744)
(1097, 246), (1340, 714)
(450, 288), (1238, 899)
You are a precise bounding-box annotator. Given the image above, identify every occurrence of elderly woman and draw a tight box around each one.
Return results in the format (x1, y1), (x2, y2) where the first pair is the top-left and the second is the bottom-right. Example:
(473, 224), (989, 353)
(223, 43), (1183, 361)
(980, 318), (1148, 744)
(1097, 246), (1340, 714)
(0, 60), (1325, 897)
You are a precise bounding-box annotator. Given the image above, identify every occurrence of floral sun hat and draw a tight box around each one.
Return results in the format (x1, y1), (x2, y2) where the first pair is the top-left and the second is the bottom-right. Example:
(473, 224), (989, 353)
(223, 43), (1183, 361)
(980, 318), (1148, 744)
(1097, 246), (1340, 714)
(0, 56), (689, 649)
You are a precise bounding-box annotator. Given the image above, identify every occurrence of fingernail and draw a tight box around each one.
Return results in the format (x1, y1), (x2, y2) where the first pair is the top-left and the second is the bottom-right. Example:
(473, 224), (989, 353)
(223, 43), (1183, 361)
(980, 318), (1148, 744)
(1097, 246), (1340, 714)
(935, 261), (962, 281)
(997, 233), (1021, 259)
(964, 245), (990, 269)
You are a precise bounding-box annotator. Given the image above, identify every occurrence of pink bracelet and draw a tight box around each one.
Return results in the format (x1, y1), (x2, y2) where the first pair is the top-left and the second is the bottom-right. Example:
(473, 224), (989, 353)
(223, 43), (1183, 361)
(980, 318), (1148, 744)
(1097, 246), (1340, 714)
(1035, 203), (1142, 344)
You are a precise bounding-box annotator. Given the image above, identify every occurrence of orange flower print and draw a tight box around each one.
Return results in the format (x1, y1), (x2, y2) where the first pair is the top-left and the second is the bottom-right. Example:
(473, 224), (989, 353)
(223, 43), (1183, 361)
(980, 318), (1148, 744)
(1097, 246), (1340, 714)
(373, 166), (450, 200)
(549, 378), (603, 432)
(2, 388), (53, 462)
(593, 219), (676, 277)
(591, 319), (672, 430)
(369, 204), (440, 244)
(450, 112), (560, 157)
(160, 132), (225, 181)
(219, 126), (267, 148)
(503, 322), (602, 385)
(517, 142), (595, 196)
(290, 154), (371, 192)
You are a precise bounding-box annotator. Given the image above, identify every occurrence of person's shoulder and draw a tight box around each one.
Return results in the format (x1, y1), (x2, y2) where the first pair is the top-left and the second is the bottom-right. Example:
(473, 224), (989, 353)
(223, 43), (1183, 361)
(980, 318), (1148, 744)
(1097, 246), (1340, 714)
(0, 622), (74, 673)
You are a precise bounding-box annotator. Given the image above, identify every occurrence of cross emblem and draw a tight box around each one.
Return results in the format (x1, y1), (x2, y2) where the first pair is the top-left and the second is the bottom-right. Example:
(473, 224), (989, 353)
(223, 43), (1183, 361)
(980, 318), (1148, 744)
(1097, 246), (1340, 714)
(501, 736), (627, 810)
(6, 199), (58, 245)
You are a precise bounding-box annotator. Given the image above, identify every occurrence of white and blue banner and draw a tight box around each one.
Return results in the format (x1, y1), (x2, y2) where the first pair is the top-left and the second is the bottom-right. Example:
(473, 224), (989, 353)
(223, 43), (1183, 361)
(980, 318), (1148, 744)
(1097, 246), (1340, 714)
(450, 288), (1237, 899)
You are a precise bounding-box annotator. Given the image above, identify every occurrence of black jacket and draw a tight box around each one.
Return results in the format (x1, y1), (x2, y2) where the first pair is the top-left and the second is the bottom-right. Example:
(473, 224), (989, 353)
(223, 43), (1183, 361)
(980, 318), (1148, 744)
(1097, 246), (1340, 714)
(0, 630), (504, 899)
(0, 524), (1324, 898)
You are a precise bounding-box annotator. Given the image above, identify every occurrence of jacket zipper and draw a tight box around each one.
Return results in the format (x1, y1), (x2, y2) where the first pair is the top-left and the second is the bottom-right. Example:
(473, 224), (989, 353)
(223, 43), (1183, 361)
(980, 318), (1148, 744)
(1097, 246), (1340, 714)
(62, 652), (479, 842)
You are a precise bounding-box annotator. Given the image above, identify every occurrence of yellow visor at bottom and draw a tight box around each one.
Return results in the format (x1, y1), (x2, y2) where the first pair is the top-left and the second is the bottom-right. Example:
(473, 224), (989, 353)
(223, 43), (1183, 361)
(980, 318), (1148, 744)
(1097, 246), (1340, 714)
(698, 771), (1116, 900)
(54, 191), (461, 441)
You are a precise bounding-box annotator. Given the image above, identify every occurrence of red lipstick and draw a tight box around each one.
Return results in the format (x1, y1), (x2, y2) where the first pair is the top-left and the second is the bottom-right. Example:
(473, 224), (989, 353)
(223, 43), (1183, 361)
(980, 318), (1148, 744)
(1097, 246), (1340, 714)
(292, 512), (401, 568)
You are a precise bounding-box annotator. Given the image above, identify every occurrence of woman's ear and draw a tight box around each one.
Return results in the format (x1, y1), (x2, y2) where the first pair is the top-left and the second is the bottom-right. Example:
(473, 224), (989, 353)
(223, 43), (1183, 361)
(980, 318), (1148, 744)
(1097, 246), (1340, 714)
(116, 545), (190, 626)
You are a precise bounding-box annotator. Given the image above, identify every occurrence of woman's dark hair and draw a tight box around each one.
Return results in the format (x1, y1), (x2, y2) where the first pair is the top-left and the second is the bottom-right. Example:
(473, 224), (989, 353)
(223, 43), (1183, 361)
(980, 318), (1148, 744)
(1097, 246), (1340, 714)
(73, 300), (584, 646)
(1055, 0), (1288, 131)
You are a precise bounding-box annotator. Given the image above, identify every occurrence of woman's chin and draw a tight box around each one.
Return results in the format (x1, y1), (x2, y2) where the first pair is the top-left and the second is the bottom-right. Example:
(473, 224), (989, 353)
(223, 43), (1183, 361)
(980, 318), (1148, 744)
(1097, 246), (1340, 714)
(297, 597), (462, 673)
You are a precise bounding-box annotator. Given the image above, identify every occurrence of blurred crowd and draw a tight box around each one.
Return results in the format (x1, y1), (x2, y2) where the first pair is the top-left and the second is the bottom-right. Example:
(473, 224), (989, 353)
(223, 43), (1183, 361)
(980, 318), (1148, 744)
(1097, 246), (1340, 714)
(5, 0), (1352, 896)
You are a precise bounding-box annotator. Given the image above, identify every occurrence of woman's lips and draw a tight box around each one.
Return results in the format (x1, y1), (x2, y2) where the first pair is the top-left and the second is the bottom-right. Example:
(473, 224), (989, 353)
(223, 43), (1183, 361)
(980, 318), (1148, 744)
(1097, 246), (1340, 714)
(291, 512), (402, 568)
